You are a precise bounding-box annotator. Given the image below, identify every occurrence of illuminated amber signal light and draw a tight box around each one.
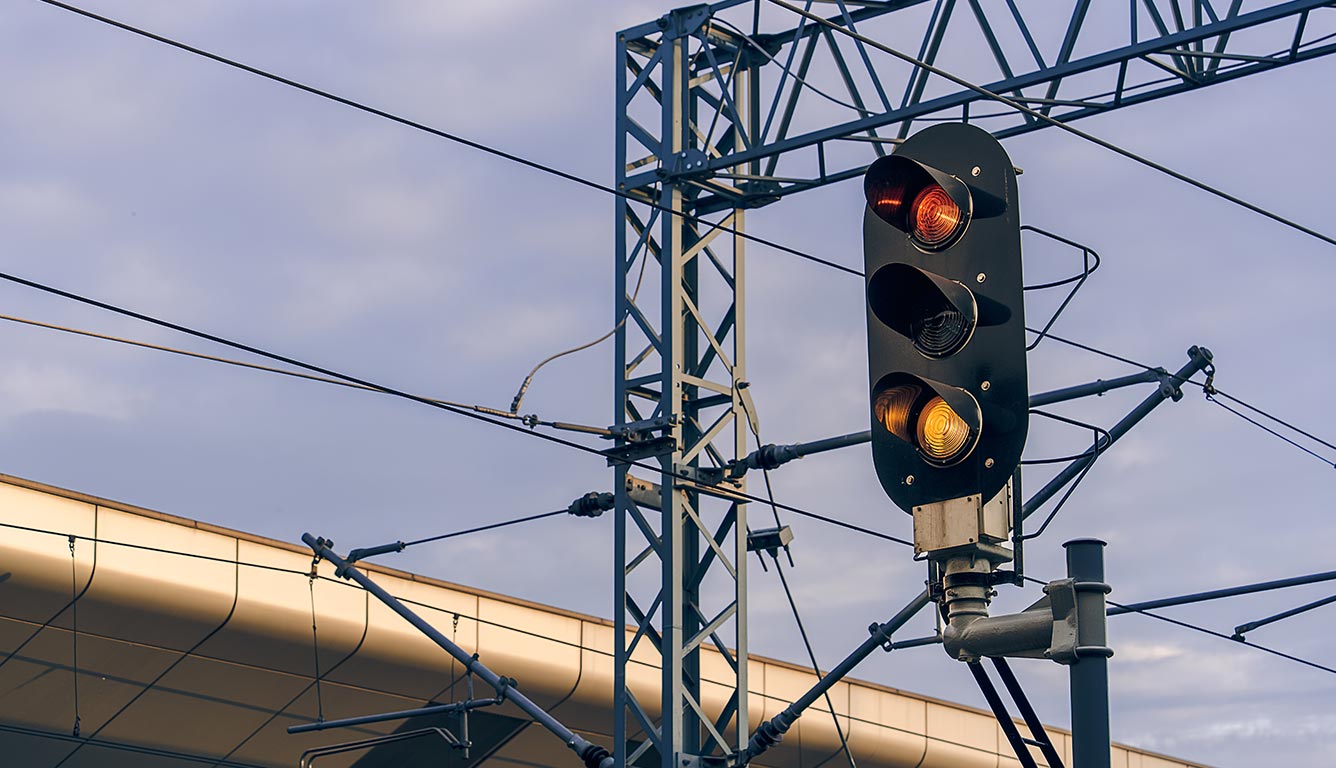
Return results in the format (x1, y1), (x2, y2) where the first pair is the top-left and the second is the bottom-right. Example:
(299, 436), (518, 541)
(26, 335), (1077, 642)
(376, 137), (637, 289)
(873, 385), (920, 446)
(873, 383), (978, 466)
(910, 185), (964, 249)
(916, 396), (972, 462)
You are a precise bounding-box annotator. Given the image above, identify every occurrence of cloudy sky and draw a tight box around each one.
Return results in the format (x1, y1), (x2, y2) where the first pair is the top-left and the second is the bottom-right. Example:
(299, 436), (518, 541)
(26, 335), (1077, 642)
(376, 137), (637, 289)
(4, 1), (1335, 766)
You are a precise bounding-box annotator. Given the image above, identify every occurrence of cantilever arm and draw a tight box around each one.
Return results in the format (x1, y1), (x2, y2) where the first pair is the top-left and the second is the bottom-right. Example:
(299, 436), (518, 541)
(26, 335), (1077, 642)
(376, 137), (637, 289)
(743, 589), (932, 762)
(301, 534), (616, 768)
(730, 367), (1182, 477)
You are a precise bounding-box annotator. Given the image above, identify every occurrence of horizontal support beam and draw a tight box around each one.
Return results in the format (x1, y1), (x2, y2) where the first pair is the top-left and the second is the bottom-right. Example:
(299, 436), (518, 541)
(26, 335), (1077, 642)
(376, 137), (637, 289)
(1109, 569), (1336, 616)
(731, 369), (1180, 476)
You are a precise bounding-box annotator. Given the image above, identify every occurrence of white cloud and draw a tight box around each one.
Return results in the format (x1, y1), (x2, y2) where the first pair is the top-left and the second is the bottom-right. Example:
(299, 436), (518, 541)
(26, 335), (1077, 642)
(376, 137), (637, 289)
(1114, 641), (1184, 663)
(0, 362), (140, 421)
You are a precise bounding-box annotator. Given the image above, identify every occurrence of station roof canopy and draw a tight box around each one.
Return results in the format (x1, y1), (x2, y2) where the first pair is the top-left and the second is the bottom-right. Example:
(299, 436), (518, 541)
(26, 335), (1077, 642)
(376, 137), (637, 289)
(0, 475), (1207, 767)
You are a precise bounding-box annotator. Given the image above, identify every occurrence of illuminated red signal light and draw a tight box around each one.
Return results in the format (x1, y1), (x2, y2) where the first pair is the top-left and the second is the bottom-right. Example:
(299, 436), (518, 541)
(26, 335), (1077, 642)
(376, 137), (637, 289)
(864, 155), (972, 252)
(910, 184), (964, 249)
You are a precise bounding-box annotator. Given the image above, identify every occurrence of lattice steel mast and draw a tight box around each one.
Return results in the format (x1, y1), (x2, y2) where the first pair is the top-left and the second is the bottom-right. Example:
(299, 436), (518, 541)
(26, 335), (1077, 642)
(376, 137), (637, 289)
(613, 2), (1334, 765)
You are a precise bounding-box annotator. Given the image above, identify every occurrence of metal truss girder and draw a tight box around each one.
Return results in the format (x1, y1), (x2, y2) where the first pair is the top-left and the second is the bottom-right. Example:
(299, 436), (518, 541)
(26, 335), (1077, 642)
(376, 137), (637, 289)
(615, 10), (752, 766)
(618, 0), (1334, 214)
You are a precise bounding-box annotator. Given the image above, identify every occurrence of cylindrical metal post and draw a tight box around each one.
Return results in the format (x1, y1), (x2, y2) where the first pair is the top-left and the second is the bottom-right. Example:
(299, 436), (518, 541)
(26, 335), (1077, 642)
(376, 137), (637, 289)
(1066, 538), (1111, 768)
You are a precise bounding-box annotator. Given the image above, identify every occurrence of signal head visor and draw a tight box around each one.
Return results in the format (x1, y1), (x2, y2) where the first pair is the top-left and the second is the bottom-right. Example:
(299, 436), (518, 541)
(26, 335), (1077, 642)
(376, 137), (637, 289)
(864, 155), (972, 251)
(872, 374), (981, 466)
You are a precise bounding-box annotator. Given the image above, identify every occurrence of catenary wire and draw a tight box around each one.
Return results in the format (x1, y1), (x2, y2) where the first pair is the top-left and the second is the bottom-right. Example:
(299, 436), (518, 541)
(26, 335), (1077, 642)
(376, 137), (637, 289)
(47, 0), (1336, 279)
(1032, 328), (1336, 463)
(34, 0), (861, 278)
(11, 286), (1327, 535)
(767, 0), (1336, 249)
(773, 555), (858, 768)
(15, 516), (1334, 739)
(0, 312), (613, 437)
(402, 510), (569, 548)
(11, 272), (1329, 544)
(24, 8), (1336, 688)
(0, 724), (266, 768)
(0, 267), (913, 549)
(31, 0), (1336, 322)
(0, 515), (915, 739)
(736, 392), (857, 767)
(0, 313), (520, 419)
(1206, 394), (1336, 469)
(1020, 575), (1336, 676)
(32, 2), (1336, 465)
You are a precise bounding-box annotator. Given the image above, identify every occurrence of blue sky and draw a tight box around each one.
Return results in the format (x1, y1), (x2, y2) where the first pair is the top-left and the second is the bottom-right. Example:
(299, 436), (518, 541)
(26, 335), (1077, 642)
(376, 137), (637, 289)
(4, 1), (1335, 766)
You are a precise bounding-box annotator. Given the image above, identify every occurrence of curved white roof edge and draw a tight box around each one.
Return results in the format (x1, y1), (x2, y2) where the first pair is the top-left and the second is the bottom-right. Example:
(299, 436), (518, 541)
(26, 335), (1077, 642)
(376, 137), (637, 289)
(0, 474), (1208, 768)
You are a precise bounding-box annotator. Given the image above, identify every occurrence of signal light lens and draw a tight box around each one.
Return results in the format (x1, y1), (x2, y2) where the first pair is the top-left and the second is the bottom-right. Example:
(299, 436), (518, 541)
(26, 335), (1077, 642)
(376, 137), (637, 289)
(916, 396), (973, 463)
(910, 305), (972, 358)
(874, 382), (979, 466)
(868, 263), (977, 359)
(874, 384), (920, 446)
(910, 185), (963, 249)
(867, 176), (910, 226)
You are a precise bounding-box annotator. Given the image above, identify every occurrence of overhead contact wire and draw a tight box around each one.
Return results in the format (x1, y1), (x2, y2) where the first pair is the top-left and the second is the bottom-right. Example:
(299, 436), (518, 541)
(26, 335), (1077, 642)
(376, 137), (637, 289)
(36, 0), (860, 278)
(1022, 575), (1336, 677)
(0, 268), (911, 549)
(767, 0), (1336, 249)
(1033, 329), (1336, 466)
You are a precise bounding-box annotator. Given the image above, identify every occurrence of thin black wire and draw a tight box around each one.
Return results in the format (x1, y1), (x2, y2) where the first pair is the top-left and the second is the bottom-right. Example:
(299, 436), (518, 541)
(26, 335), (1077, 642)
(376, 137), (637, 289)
(207, 592), (371, 768)
(1111, 596), (1336, 676)
(0, 519), (307, 577)
(0, 313), (515, 418)
(736, 392), (857, 766)
(768, 0), (1336, 249)
(772, 555), (858, 768)
(307, 564), (325, 723)
(902, 28), (1336, 124)
(3, 513), (900, 754)
(1018, 410), (1110, 542)
(50, 544), (244, 768)
(1022, 575), (1336, 676)
(508, 238), (652, 415)
(0, 723), (268, 768)
(34, 0), (861, 279)
(1033, 329), (1336, 465)
(67, 537), (81, 738)
(31, 2), (1336, 486)
(0, 268), (909, 549)
(60, 0), (1334, 259)
(1207, 394), (1336, 469)
(402, 510), (569, 548)
(1212, 389), (1336, 455)
(709, 17), (875, 118)
(0, 312), (615, 438)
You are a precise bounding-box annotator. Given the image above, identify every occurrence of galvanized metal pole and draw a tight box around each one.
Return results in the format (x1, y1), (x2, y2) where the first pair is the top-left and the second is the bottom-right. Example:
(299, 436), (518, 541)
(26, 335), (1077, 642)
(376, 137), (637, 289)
(1066, 538), (1111, 768)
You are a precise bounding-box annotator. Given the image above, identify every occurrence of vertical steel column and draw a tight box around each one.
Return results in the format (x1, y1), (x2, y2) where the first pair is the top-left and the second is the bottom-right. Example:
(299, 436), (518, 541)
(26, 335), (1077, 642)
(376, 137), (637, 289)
(614, 8), (752, 766)
(1066, 538), (1111, 768)
(612, 26), (633, 768)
